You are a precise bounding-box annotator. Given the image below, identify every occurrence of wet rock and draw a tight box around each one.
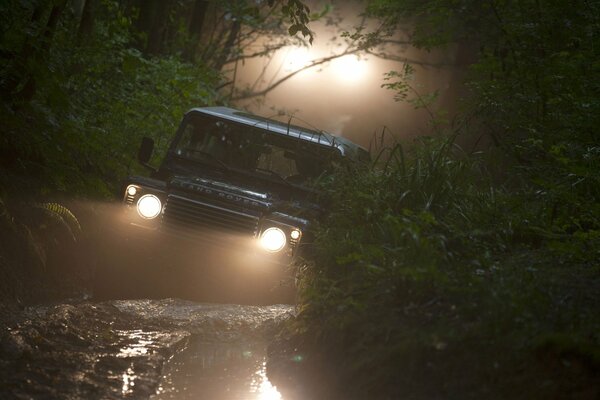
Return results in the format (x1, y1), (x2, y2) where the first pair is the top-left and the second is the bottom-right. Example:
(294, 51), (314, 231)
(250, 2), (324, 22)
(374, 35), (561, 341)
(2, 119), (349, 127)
(0, 301), (190, 399)
(1, 331), (32, 359)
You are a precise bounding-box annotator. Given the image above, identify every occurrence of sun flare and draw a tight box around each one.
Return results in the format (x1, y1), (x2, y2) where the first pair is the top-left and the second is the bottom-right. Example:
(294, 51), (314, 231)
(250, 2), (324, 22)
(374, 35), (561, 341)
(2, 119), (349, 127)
(331, 55), (368, 83)
(283, 47), (311, 72)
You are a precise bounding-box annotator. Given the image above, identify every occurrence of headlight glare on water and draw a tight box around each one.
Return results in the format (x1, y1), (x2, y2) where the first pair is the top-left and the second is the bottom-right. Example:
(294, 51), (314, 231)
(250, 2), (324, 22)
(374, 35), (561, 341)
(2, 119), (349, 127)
(260, 227), (286, 252)
(137, 194), (162, 219)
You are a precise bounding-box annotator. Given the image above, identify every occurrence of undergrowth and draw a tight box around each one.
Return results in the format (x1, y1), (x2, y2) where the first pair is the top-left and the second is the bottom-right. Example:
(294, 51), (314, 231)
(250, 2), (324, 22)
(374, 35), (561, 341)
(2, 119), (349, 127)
(283, 2), (600, 398)
(289, 135), (599, 398)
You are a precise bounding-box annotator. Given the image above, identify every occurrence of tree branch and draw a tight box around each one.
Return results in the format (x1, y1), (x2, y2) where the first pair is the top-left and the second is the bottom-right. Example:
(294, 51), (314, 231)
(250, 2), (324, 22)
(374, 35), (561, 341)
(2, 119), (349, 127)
(231, 48), (359, 101)
(223, 43), (289, 65)
(365, 49), (457, 68)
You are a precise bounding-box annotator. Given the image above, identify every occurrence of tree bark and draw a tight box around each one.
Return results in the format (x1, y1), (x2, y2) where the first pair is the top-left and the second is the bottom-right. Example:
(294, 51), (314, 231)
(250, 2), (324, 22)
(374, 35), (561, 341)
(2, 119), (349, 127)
(3, 0), (66, 103)
(136, 0), (155, 34)
(135, 0), (156, 51)
(15, 0), (66, 102)
(189, 0), (208, 37)
(184, 0), (208, 61)
(146, 0), (170, 55)
(1, 2), (47, 98)
(41, 0), (66, 53)
(77, 0), (97, 45)
(213, 20), (241, 71)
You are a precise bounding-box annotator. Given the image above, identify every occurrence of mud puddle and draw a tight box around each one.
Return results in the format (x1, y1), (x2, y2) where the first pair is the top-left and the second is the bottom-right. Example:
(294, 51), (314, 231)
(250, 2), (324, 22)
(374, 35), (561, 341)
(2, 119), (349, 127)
(154, 339), (280, 399)
(115, 299), (293, 400)
(0, 299), (293, 399)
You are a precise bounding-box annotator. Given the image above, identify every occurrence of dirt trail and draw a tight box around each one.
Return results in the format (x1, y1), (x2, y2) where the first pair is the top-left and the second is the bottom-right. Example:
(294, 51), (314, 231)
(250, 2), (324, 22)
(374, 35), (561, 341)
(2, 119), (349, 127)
(0, 299), (293, 399)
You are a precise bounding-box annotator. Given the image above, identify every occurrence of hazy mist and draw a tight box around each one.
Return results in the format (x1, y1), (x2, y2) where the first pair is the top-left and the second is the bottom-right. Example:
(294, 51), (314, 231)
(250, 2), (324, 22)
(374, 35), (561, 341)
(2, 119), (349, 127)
(231, 1), (468, 149)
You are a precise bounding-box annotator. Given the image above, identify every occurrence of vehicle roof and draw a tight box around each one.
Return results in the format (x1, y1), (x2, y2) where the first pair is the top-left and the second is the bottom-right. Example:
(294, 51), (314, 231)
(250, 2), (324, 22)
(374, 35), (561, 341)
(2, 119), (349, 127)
(187, 107), (369, 160)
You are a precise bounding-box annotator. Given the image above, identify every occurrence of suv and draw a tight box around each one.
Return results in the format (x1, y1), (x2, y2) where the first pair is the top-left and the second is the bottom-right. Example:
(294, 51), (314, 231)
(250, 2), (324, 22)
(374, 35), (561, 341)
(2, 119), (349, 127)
(96, 107), (369, 300)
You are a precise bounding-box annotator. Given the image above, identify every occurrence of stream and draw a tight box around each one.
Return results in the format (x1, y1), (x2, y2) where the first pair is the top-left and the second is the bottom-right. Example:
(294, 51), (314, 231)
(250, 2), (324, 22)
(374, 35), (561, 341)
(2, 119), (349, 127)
(0, 299), (294, 399)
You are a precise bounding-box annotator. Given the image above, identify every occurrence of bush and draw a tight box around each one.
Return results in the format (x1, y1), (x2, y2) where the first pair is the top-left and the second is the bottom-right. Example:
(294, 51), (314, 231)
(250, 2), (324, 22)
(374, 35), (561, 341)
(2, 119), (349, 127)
(0, 1), (219, 198)
(291, 131), (599, 398)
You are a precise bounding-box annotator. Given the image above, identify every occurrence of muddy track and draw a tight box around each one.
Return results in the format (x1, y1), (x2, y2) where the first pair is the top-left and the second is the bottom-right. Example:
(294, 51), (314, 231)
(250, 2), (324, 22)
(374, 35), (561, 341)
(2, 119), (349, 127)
(0, 299), (293, 399)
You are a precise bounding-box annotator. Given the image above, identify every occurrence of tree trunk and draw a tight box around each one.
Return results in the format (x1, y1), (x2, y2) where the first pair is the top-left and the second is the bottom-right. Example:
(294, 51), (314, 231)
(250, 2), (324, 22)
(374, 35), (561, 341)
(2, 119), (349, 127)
(3, 0), (66, 104)
(146, 0), (170, 55)
(213, 20), (241, 71)
(184, 0), (208, 61)
(135, 0), (157, 51)
(189, 0), (208, 37)
(15, 0), (66, 102)
(41, 0), (66, 53)
(77, 0), (97, 45)
(1, 2), (47, 98)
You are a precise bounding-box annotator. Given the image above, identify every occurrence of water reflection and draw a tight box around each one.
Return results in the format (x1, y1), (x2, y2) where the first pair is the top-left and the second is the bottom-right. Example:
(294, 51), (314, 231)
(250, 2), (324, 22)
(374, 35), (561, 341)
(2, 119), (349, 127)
(154, 339), (283, 399)
(117, 329), (154, 357)
(122, 365), (136, 395)
(112, 329), (178, 397)
(108, 300), (294, 399)
(250, 361), (282, 400)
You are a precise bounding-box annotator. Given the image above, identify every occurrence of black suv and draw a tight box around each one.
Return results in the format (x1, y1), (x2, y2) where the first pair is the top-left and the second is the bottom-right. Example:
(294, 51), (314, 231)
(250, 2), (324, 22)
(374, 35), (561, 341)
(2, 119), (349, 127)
(96, 107), (369, 300)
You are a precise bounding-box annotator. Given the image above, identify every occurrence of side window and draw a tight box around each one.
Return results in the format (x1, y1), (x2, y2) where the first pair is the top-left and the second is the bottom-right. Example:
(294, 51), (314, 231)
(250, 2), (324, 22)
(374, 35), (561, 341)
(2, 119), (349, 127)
(175, 118), (229, 160)
(175, 124), (196, 155)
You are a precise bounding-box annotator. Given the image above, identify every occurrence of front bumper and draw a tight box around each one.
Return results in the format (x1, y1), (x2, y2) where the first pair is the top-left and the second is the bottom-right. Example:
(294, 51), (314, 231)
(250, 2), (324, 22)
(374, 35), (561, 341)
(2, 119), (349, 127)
(117, 203), (299, 267)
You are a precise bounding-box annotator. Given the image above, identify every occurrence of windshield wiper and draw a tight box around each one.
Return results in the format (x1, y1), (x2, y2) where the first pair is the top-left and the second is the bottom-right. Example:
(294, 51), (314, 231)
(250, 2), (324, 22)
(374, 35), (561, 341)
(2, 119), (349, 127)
(181, 149), (230, 171)
(254, 167), (293, 187)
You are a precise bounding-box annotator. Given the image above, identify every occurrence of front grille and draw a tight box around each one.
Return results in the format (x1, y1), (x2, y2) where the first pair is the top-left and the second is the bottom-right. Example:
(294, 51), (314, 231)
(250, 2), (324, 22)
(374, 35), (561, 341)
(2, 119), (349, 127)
(162, 194), (260, 238)
(125, 193), (135, 205)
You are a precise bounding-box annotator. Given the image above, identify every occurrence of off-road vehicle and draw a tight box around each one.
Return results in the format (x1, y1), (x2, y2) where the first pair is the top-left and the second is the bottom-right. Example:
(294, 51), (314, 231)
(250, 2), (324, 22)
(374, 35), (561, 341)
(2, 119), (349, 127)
(95, 107), (369, 301)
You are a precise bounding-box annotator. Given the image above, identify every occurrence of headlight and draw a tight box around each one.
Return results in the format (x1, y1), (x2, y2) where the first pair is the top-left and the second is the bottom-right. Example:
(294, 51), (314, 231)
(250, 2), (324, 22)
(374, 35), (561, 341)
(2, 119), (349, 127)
(137, 194), (162, 219)
(260, 227), (287, 252)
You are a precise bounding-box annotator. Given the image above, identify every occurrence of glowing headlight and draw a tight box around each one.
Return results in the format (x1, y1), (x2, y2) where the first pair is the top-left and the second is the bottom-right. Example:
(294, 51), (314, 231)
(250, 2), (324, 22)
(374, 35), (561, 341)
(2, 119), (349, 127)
(260, 227), (286, 252)
(127, 185), (137, 196)
(137, 194), (162, 219)
(290, 229), (301, 240)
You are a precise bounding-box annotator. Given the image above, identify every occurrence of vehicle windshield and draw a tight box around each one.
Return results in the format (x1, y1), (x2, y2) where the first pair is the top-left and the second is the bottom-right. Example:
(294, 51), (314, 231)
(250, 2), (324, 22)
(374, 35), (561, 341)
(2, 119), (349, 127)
(172, 114), (340, 186)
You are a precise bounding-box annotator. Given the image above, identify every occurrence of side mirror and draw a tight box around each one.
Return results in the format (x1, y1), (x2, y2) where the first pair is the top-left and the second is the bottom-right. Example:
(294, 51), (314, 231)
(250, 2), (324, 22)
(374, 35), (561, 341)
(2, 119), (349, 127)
(138, 136), (154, 164)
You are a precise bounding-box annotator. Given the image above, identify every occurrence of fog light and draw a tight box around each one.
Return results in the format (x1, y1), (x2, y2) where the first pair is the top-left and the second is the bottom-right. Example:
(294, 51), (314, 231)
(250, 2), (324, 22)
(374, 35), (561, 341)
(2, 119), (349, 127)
(260, 227), (286, 252)
(127, 185), (137, 196)
(137, 194), (161, 219)
(290, 229), (301, 240)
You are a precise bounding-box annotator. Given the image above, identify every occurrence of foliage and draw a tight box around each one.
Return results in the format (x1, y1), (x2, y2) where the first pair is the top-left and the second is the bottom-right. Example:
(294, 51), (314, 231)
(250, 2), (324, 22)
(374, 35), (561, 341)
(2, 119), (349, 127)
(0, 0), (598, 397)
(369, 0), (600, 226)
(289, 1), (600, 398)
(273, 0), (314, 43)
(0, 0), (326, 197)
(0, 0), (219, 197)
(294, 136), (599, 398)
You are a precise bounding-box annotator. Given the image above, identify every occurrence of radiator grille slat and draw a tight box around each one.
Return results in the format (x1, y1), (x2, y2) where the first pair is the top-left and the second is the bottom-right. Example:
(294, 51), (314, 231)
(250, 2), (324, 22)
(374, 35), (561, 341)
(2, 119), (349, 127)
(162, 195), (259, 237)
(167, 202), (254, 228)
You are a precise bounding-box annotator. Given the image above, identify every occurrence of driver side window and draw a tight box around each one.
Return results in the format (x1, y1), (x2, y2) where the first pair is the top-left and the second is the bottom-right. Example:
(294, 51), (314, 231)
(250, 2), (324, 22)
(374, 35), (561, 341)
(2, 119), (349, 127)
(176, 119), (228, 160)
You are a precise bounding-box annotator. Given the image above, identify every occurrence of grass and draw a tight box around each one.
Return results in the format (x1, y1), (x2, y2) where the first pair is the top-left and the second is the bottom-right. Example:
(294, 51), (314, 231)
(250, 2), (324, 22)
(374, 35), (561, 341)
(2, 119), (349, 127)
(282, 133), (600, 399)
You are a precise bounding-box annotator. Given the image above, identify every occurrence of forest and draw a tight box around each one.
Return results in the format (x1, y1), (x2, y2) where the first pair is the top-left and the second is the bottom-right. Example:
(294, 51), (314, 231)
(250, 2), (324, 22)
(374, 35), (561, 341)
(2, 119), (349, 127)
(0, 0), (599, 399)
